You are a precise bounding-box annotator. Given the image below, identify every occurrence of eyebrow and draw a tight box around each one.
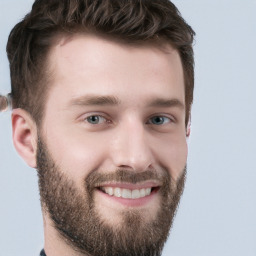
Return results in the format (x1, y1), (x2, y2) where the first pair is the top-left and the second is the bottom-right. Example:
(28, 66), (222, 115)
(69, 95), (121, 107)
(68, 94), (184, 109)
(148, 98), (185, 109)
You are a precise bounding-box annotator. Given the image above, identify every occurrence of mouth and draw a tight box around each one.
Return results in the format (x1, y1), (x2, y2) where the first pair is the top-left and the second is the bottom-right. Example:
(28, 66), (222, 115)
(99, 186), (158, 199)
(95, 182), (160, 207)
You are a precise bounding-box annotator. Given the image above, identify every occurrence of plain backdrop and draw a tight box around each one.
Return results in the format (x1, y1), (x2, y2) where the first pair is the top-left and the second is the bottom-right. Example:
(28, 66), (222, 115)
(0, 1), (256, 255)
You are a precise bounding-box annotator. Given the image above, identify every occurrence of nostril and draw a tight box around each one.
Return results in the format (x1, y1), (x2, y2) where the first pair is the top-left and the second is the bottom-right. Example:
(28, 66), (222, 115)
(112, 148), (153, 172)
(118, 165), (132, 169)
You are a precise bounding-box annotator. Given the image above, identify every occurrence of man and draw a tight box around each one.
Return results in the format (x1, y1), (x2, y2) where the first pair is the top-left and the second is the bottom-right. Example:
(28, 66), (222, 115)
(2, 0), (195, 255)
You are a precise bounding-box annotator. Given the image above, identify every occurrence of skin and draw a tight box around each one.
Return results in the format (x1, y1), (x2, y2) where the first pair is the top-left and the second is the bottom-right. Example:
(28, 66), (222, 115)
(12, 34), (188, 256)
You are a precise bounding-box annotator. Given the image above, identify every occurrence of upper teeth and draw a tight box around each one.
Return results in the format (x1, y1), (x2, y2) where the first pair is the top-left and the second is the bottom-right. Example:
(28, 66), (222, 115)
(101, 187), (152, 199)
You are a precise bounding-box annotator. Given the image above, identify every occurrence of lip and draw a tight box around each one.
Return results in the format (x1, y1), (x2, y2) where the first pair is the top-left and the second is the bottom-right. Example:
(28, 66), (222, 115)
(95, 184), (160, 207)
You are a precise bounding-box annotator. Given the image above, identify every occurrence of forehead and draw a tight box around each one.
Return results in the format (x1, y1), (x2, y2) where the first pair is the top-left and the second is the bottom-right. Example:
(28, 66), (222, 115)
(46, 34), (185, 106)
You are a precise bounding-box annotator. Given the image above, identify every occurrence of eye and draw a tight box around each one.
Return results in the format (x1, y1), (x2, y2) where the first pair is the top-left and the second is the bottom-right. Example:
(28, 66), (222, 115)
(86, 115), (107, 124)
(148, 116), (172, 125)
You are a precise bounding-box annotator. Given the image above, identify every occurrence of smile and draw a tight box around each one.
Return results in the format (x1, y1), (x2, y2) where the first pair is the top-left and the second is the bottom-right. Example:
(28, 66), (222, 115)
(100, 187), (153, 199)
(95, 181), (161, 207)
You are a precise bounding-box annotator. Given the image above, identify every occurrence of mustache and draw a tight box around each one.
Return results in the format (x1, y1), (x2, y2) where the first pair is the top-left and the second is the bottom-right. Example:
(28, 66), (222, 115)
(85, 169), (170, 189)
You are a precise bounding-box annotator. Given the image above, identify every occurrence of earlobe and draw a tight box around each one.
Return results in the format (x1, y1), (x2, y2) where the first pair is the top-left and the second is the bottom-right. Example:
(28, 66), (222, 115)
(12, 109), (38, 168)
(186, 118), (191, 138)
(186, 125), (191, 137)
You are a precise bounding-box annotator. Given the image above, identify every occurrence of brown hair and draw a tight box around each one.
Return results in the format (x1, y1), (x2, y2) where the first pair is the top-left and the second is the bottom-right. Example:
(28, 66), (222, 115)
(0, 95), (8, 112)
(7, 0), (195, 126)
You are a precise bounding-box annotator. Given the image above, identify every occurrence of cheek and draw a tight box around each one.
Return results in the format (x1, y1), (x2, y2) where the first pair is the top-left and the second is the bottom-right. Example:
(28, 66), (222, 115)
(44, 127), (110, 185)
(154, 134), (187, 181)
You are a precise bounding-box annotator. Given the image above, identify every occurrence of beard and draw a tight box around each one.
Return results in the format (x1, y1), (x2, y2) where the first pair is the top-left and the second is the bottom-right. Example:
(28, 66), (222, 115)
(36, 136), (186, 256)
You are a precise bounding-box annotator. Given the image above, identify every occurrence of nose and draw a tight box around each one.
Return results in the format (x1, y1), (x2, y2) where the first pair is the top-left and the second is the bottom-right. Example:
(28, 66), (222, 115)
(110, 119), (154, 172)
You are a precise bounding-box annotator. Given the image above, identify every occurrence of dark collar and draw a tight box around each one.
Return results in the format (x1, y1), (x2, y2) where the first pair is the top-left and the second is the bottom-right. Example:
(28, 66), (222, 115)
(40, 249), (46, 256)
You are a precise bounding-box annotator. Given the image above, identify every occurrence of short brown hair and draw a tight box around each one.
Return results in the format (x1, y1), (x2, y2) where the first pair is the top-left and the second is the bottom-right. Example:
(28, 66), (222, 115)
(7, 0), (195, 125)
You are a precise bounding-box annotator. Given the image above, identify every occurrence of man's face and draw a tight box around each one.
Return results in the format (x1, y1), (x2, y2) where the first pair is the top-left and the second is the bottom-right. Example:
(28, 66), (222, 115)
(38, 34), (188, 256)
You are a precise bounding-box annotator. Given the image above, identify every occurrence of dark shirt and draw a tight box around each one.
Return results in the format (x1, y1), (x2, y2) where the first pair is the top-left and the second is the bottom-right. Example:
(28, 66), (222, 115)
(40, 249), (46, 256)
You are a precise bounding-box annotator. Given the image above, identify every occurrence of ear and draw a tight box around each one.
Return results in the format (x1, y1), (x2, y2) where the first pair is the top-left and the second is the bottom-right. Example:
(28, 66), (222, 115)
(186, 116), (191, 138)
(12, 108), (38, 168)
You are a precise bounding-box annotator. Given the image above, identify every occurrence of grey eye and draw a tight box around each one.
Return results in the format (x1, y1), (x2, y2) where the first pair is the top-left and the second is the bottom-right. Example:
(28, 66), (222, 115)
(86, 115), (105, 124)
(149, 116), (170, 125)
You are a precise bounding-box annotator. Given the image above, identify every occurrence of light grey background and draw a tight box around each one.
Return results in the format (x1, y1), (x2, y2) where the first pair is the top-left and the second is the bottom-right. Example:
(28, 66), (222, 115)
(0, 0), (255, 255)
